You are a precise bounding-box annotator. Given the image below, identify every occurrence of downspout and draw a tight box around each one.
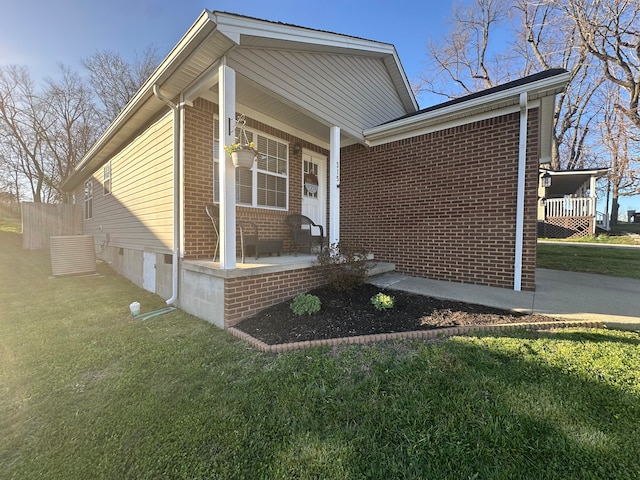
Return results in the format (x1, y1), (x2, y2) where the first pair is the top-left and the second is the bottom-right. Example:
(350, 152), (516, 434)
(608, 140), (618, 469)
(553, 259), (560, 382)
(514, 92), (528, 292)
(153, 85), (182, 305)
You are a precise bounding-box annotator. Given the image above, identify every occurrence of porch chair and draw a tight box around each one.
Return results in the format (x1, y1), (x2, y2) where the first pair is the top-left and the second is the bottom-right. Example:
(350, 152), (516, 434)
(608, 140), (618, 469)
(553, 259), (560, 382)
(237, 220), (282, 264)
(285, 214), (325, 256)
(205, 204), (219, 261)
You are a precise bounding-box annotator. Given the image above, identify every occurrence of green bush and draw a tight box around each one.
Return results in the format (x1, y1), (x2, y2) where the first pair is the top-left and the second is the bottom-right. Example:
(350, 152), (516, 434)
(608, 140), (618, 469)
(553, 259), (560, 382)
(314, 242), (370, 291)
(371, 292), (394, 311)
(290, 293), (322, 316)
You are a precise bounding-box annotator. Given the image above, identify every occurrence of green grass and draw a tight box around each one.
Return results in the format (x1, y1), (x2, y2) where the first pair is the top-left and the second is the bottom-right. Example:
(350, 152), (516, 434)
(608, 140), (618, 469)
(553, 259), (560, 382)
(540, 234), (640, 245)
(0, 212), (21, 233)
(2, 229), (640, 479)
(537, 243), (640, 279)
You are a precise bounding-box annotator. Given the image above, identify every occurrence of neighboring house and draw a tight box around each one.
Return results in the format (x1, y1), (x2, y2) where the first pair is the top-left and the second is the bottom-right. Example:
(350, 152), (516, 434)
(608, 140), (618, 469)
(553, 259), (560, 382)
(538, 167), (609, 238)
(62, 11), (569, 329)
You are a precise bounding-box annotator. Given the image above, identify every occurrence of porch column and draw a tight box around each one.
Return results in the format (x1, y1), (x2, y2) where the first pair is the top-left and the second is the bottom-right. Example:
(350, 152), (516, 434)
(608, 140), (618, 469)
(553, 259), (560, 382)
(218, 59), (236, 269)
(590, 174), (597, 234)
(329, 126), (341, 245)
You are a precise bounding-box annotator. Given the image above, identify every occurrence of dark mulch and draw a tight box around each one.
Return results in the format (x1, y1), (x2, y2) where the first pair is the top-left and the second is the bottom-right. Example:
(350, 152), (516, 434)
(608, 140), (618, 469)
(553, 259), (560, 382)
(234, 283), (560, 345)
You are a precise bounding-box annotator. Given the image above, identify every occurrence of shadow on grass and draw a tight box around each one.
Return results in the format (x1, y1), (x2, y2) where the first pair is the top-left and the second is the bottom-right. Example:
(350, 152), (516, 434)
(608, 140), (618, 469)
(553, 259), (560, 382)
(224, 329), (640, 479)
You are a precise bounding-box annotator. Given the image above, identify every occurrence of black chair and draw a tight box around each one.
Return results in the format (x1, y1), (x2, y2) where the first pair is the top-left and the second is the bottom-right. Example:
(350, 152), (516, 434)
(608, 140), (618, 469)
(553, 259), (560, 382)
(285, 214), (324, 255)
(205, 204), (219, 261)
(238, 220), (282, 263)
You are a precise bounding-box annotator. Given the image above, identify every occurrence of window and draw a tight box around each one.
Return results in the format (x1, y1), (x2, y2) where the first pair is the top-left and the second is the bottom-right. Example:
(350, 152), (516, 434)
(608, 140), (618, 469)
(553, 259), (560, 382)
(103, 162), (111, 195)
(84, 180), (93, 220)
(213, 117), (288, 210)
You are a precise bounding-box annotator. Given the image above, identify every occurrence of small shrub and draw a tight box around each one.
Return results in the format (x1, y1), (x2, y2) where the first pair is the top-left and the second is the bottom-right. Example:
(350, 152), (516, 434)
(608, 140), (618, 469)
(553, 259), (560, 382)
(290, 293), (321, 316)
(371, 292), (394, 311)
(314, 242), (370, 291)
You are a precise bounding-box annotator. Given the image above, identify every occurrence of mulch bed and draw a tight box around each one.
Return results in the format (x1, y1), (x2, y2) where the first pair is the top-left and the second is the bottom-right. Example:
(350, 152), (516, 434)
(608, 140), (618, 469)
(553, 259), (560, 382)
(234, 283), (561, 345)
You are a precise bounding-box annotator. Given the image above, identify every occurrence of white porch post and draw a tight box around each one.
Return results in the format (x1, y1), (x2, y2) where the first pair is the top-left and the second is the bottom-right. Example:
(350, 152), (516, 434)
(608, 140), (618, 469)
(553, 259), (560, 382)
(590, 174), (597, 234)
(218, 59), (236, 269)
(329, 126), (341, 245)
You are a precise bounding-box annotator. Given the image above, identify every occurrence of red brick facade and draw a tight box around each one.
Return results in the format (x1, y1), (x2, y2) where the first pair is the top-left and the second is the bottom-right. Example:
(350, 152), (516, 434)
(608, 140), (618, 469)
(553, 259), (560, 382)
(182, 98), (329, 259)
(223, 268), (325, 328)
(340, 110), (540, 291)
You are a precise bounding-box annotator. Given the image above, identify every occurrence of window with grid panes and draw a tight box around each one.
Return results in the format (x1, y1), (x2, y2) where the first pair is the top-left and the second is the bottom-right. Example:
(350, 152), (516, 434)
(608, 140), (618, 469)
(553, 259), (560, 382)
(213, 117), (288, 209)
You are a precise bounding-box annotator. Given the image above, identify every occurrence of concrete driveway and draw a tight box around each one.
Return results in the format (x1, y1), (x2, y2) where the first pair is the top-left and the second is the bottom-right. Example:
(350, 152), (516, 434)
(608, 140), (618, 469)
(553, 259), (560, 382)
(369, 268), (640, 330)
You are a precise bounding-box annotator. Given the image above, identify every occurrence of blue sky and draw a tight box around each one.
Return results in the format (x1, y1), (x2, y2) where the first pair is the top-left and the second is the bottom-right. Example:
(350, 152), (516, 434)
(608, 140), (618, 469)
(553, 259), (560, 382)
(1, 0), (637, 213)
(0, 0), (452, 106)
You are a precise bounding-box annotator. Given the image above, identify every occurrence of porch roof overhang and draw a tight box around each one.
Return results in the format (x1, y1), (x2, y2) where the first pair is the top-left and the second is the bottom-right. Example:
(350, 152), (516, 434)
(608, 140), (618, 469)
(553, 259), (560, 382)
(62, 10), (418, 192)
(363, 69), (570, 147)
(540, 168), (609, 196)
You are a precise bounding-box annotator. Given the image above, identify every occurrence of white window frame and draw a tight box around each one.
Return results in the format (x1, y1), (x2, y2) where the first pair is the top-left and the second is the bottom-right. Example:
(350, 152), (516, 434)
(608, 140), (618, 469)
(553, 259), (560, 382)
(84, 179), (93, 220)
(103, 161), (111, 196)
(213, 116), (289, 211)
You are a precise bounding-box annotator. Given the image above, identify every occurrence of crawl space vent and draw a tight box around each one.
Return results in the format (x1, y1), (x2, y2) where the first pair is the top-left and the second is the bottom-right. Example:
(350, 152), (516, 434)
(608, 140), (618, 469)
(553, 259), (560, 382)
(50, 235), (97, 276)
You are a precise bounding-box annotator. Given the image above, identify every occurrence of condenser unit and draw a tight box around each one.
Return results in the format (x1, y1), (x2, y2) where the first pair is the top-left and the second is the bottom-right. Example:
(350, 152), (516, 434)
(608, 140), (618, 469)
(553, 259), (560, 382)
(49, 235), (96, 276)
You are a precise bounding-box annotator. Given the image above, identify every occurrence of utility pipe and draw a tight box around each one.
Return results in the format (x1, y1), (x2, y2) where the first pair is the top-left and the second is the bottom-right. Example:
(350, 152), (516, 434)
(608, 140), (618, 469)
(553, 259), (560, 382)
(513, 92), (528, 292)
(153, 85), (182, 305)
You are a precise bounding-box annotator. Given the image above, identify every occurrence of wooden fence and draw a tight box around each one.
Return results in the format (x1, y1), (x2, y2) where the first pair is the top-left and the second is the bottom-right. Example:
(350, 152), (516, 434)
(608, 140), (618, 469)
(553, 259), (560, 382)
(21, 202), (82, 250)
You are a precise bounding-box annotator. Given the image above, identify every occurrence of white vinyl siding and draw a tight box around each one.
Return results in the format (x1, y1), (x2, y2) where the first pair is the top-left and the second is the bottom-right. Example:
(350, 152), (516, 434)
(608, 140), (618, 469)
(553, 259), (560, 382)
(228, 49), (406, 137)
(84, 113), (174, 253)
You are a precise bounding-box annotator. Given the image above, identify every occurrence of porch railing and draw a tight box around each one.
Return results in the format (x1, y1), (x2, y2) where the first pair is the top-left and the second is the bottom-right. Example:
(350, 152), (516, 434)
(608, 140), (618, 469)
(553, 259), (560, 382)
(595, 211), (610, 231)
(545, 197), (595, 218)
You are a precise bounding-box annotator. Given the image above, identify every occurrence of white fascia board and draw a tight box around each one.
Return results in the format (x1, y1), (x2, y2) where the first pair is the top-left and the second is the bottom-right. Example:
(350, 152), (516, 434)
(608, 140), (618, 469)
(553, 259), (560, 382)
(213, 12), (396, 55)
(545, 168), (610, 177)
(364, 72), (570, 146)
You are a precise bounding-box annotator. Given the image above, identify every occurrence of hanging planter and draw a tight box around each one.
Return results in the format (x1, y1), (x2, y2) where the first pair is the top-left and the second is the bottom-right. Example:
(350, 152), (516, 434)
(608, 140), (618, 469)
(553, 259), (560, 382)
(224, 114), (258, 169)
(231, 148), (256, 168)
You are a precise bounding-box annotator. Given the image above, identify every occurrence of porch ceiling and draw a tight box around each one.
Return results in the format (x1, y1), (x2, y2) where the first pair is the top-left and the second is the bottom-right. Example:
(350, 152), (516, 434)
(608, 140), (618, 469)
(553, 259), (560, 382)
(544, 169), (608, 196)
(201, 76), (354, 148)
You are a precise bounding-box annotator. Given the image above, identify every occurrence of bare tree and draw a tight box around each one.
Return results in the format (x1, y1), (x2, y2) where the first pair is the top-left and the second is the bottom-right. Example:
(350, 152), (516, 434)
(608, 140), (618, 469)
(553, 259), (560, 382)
(83, 46), (160, 124)
(416, 0), (517, 99)
(599, 84), (640, 224)
(0, 65), (51, 202)
(416, 0), (608, 171)
(41, 64), (100, 189)
(560, 0), (640, 130)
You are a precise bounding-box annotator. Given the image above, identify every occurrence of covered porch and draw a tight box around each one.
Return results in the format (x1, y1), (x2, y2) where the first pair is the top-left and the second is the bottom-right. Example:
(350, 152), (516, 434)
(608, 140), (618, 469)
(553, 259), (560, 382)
(538, 168), (609, 238)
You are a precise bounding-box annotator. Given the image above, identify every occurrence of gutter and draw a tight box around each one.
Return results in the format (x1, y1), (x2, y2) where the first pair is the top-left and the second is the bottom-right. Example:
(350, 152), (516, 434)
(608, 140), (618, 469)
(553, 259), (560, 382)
(513, 92), (528, 292)
(153, 85), (187, 306)
(364, 71), (570, 145)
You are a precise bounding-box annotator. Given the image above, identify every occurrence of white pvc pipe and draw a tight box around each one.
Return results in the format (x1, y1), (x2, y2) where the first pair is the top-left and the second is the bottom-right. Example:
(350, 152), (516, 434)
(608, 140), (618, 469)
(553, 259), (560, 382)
(153, 85), (181, 305)
(514, 92), (528, 292)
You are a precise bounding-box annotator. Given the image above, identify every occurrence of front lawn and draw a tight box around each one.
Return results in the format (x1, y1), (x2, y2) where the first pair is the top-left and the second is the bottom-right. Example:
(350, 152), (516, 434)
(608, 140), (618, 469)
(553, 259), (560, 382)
(537, 243), (640, 279)
(2, 229), (640, 479)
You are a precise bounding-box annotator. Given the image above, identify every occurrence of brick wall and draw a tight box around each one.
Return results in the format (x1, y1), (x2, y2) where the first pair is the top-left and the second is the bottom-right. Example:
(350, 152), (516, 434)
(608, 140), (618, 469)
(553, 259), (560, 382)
(340, 109), (540, 291)
(224, 267), (325, 327)
(183, 98), (329, 258)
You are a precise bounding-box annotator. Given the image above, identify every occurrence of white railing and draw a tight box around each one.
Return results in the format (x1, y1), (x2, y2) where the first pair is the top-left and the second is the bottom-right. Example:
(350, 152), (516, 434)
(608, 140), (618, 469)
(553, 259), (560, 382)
(595, 211), (610, 230)
(545, 197), (595, 218)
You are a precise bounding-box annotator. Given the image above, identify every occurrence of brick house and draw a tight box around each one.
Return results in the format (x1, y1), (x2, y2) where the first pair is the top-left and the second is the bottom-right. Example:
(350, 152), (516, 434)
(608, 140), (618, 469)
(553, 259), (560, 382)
(62, 11), (569, 328)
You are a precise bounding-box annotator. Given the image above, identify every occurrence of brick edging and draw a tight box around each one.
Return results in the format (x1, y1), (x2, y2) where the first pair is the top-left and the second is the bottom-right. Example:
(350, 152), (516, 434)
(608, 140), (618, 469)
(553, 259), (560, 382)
(227, 320), (604, 353)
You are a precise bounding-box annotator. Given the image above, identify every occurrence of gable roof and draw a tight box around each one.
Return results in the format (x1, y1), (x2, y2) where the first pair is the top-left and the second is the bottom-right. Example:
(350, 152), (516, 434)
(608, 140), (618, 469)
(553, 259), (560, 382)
(364, 68), (570, 146)
(62, 10), (418, 192)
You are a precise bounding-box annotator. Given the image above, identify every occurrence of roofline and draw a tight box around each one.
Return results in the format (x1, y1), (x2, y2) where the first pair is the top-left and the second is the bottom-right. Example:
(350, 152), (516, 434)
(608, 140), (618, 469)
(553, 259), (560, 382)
(364, 69), (570, 145)
(540, 167), (610, 177)
(62, 10), (218, 191)
(62, 10), (418, 191)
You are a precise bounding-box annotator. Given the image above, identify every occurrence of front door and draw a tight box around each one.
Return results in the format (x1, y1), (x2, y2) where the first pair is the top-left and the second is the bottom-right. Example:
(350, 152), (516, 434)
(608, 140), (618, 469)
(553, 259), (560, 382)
(301, 151), (327, 233)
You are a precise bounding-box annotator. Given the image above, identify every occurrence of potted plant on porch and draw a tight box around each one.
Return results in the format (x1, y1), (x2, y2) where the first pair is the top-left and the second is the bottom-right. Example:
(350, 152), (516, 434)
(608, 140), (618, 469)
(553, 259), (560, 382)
(224, 115), (258, 169)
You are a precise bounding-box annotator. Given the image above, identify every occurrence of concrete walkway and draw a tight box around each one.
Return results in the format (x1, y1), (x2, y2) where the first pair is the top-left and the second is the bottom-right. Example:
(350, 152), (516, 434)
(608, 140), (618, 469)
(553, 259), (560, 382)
(369, 268), (640, 330)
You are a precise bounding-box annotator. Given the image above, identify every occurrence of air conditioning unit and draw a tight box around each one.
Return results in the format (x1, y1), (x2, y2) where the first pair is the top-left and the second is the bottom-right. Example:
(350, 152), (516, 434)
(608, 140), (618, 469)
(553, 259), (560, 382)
(50, 235), (96, 276)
